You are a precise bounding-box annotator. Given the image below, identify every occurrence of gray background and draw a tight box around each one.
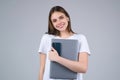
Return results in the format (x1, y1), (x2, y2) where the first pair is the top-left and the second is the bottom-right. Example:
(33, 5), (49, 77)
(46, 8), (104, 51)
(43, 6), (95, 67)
(0, 0), (120, 80)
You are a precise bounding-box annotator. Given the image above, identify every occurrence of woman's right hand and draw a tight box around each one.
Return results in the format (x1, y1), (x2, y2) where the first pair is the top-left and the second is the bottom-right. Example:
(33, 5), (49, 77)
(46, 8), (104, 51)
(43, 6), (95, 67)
(49, 47), (60, 62)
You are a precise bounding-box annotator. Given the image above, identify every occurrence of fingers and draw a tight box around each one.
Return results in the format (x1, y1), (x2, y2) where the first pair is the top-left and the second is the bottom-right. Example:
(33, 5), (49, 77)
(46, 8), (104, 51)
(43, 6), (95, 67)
(49, 47), (58, 55)
(51, 47), (55, 52)
(49, 47), (60, 62)
(49, 47), (55, 54)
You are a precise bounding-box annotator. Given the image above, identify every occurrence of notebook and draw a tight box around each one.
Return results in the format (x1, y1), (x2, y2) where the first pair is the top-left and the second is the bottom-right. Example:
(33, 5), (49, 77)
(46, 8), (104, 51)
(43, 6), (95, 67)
(50, 39), (79, 79)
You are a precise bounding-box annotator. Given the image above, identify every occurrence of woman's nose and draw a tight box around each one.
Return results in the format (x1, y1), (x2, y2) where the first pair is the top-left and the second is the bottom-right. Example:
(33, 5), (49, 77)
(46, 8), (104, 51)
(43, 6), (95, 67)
(57, 18), (62, 23)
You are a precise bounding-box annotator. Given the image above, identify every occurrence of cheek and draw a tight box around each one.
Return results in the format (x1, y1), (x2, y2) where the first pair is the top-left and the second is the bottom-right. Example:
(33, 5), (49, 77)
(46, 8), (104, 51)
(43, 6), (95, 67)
(52, 23), (58, 29)
(52, 23), (56, 27)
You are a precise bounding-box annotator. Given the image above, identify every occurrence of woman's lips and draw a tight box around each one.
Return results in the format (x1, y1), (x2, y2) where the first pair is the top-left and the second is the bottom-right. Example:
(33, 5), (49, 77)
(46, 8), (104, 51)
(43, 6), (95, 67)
(56, 22), (65, 29)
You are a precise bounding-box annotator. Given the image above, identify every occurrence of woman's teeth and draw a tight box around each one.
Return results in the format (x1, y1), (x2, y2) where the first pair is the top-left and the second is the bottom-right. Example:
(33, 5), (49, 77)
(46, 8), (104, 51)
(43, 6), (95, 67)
(57, 23), (65, 28)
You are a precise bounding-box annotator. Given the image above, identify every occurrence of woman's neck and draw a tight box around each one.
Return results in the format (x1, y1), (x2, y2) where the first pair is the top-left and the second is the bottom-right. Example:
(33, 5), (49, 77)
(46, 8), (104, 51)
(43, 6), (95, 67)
(59, 31), (74, 38)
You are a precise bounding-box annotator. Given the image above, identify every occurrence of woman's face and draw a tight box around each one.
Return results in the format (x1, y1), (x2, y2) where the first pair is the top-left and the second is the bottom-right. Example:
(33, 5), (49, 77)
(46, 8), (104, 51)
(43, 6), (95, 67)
(51, 12), (69, 32)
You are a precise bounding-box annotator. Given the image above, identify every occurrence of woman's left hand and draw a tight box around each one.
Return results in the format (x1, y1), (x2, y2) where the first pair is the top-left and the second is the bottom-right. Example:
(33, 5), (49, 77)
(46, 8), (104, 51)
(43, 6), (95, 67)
(49, 47), (59, 62)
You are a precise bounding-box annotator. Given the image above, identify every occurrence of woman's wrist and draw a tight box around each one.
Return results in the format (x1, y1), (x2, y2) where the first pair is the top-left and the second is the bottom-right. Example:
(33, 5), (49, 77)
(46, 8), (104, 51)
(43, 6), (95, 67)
(55, 55), (61, 62)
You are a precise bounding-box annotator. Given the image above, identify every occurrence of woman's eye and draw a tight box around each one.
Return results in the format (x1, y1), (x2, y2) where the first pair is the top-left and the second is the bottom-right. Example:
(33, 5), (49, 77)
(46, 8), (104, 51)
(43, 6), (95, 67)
(52, 19), (57, 23)
(59, 16), (64, 19)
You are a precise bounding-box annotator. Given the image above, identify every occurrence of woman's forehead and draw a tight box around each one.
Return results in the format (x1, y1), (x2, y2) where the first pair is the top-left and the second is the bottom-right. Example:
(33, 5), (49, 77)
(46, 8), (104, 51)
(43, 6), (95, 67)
(51, 12), (65, 19)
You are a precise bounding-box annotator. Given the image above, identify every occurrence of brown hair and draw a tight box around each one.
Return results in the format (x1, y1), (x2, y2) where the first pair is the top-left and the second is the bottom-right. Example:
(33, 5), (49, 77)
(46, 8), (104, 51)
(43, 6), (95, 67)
(47, 6), (74, 36)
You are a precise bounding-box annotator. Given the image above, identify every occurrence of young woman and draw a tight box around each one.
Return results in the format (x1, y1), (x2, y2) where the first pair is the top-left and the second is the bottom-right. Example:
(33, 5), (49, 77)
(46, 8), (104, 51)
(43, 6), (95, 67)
(38, 6), (90, 80)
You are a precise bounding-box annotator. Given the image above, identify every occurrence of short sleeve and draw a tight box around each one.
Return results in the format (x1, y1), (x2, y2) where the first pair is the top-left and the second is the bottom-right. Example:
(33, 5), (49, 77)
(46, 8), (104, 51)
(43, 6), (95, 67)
(79, 35), (90, 55)
(38, 34), (48, 54)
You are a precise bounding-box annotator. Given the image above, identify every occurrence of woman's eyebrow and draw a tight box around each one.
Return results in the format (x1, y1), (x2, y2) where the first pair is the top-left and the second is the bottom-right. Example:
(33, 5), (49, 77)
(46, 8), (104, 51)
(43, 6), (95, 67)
(51, 14), (64, 20)
(59, 15), (64, 17)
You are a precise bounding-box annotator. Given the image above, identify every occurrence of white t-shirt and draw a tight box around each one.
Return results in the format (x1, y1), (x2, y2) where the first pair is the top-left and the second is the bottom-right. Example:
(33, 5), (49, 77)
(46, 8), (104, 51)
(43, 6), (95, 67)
(38, 33), (90, 80)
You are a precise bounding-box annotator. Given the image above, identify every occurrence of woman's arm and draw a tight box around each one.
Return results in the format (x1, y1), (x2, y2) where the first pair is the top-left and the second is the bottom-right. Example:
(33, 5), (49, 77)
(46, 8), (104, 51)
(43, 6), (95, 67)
(49, 48), (88, 73)
(38, 53), (46, 80)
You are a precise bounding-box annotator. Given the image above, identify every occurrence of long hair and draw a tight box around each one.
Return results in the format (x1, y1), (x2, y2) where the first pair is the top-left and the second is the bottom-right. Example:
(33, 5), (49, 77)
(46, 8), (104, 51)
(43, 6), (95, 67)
(47, 6), (74, 36)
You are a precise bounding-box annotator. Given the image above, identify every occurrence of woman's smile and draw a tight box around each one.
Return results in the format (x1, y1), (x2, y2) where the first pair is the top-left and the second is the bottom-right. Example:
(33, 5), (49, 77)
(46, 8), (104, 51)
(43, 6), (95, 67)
(56, 22), (65, 29)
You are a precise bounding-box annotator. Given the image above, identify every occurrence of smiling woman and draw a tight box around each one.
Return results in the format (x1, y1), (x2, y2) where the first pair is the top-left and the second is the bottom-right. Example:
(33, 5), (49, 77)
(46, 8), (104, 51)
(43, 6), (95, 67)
(51, 12), (69, 32)
(38, 6), (91, 80)
(48, 6), (74, 36)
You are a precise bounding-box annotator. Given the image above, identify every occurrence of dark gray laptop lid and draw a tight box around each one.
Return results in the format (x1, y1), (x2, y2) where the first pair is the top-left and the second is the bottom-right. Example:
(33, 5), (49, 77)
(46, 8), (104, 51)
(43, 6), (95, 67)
(50, 39), (79, 79)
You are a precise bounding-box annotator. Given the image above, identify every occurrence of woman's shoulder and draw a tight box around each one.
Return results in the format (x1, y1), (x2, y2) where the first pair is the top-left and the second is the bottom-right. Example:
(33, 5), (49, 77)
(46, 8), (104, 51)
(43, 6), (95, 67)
(73, 33), (88, 42)
(41, 33), (55, 39)
(74, 33), (86, 38)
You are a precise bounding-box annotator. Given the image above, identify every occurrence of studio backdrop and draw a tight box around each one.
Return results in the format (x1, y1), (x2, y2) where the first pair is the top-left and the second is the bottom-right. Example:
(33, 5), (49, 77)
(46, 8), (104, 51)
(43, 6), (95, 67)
(0, 0), (120, 80)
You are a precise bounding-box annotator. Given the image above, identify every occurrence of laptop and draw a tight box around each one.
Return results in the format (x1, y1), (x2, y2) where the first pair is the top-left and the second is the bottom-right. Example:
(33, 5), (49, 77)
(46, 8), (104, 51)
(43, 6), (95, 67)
(50, 39), (79, 79)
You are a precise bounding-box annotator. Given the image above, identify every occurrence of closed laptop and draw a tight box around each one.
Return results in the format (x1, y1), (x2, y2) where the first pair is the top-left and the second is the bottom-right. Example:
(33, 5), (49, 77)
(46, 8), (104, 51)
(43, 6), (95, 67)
(50, 39), (79, 79)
